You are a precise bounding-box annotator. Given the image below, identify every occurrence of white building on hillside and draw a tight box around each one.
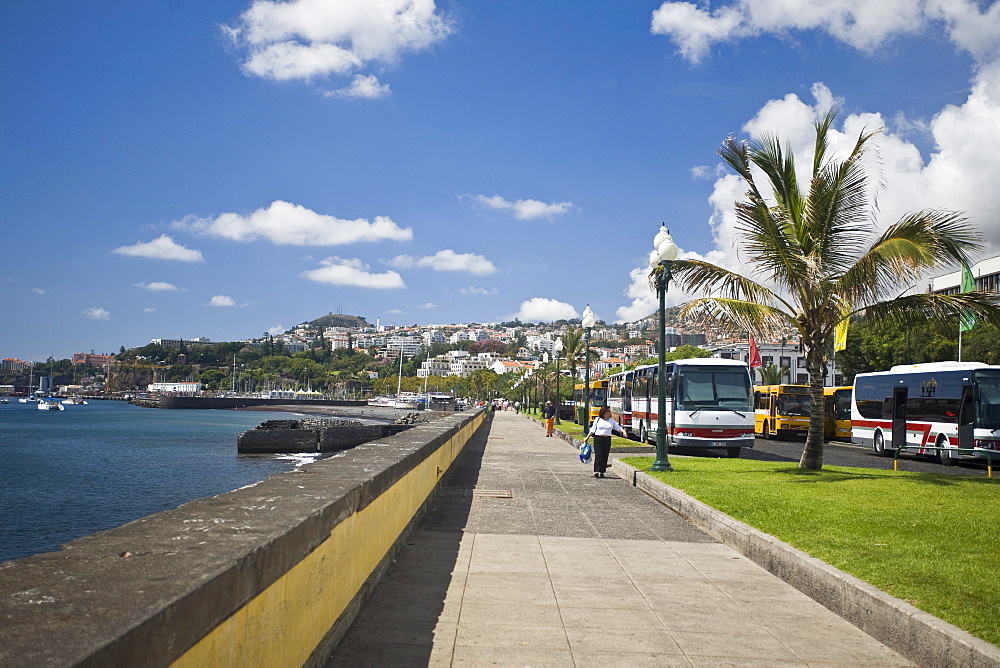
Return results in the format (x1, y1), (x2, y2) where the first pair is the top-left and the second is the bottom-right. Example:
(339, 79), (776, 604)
(711, 342), (840, 386)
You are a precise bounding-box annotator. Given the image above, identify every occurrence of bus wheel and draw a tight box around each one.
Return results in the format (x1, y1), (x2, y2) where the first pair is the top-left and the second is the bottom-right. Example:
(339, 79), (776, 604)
(937, 436), (958, 466)
(726, 447), (741, 458)
(873, 430), (889, 457)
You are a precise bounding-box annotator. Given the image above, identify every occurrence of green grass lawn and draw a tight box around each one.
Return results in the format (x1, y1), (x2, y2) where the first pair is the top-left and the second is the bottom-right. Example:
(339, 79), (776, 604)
(622, 456), (1000, 648)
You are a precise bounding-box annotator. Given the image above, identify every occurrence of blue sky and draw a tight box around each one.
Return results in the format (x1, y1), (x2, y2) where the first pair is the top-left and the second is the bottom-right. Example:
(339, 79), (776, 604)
(3, 1), (998, 362)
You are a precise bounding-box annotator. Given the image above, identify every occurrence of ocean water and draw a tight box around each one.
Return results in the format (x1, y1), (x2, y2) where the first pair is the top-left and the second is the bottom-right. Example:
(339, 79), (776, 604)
(0, 400), (314, 562)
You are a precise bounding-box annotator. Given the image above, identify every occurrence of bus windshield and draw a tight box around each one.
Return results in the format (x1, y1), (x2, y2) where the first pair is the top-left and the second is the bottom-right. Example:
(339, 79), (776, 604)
(677, 367), (752, 411)
(590, 388), (608, 405)
(976, 370), (1000, 429)
(777, 393), (811, 417)
(832, 389), (852, 420)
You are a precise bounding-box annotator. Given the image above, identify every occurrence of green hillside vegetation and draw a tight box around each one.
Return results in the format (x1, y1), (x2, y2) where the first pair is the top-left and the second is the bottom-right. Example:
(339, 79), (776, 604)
(304, 313), (369, 331)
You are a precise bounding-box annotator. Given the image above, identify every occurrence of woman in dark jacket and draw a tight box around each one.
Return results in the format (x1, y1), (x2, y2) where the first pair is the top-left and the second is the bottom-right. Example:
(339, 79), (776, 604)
(542, 400), (556, 436)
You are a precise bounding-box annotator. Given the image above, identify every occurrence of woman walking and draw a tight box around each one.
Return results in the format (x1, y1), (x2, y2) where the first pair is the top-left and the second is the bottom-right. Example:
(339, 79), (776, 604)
(583, 406), (624, 478)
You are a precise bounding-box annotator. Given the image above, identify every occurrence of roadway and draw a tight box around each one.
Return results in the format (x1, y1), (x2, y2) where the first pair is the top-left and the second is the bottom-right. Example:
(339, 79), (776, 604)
(736, 437), (993, 477)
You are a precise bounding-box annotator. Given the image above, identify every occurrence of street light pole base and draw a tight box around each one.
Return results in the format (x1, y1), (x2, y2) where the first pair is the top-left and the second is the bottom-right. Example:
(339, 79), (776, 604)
(650, 462), (674, 472)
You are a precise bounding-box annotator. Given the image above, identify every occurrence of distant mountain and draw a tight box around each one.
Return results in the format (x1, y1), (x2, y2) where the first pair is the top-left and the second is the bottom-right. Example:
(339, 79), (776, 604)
(305, 313), (370, 330)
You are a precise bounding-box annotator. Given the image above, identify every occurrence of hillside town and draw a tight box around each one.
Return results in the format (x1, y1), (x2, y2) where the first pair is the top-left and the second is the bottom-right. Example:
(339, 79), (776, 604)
(1, 311), (804, 398)
(3, 253), (999, 399)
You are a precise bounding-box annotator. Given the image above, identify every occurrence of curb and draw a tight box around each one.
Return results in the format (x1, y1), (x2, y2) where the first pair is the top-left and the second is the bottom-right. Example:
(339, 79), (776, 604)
(611, 458), (1000, 668)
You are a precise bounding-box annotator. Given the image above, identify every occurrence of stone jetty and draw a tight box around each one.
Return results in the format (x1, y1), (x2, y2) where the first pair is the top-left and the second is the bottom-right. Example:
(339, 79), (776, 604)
(237, 415), (422, 454)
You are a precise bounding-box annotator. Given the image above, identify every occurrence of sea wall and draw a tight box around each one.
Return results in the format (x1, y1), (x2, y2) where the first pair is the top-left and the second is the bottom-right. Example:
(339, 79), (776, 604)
(0, 409), (485, 667)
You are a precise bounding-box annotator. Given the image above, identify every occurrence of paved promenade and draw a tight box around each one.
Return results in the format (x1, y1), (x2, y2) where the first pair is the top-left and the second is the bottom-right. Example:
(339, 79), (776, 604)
(328, 410), (911, 666)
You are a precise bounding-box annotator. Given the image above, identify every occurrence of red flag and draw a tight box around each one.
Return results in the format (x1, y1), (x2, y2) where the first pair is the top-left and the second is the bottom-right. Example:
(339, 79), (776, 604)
(749, 336), (762, 367)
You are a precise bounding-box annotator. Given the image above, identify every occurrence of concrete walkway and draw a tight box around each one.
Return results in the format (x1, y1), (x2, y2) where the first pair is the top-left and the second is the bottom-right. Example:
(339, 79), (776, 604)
(328, 411), (912, 667)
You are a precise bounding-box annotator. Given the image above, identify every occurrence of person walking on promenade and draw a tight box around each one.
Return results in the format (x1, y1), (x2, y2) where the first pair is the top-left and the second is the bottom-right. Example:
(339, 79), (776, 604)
(583, 406), (624, 478)
(542, 400), (556, 437)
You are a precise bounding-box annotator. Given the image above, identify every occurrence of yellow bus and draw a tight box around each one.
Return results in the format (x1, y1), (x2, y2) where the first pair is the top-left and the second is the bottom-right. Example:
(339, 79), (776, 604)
(573, 379), (609, 425)
(753, 384), (811, 439)
(824, 386), (853, 441)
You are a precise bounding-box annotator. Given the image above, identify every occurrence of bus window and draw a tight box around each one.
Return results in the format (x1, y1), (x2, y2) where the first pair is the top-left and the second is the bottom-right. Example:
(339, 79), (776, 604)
(777, 394), (810, 417)
(976, 370), (1000, 429)
(591, 387), (608, 406)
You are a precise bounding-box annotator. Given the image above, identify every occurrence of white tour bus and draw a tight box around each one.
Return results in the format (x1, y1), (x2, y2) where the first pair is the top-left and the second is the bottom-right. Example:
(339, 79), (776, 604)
(851, 361), (1000, 464)
(628, 358), (755, 458)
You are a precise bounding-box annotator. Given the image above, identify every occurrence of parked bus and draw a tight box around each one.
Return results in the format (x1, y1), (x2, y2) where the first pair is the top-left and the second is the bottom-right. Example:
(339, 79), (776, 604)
(606, 368), (637, 436)
(753, 385), (811, 439)
(851, 361), (1000, 464)
(573, 379), (609, 425)
(824, 386), (853, 441)
(630, 359), (755, 458)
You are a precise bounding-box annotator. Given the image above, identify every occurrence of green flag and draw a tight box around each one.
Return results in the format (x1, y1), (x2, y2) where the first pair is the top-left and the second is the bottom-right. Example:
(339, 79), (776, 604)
(960, 262), (977, 333)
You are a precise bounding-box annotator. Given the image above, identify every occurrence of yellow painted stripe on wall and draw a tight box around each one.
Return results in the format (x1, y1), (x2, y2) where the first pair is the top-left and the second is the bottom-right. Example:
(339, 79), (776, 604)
(172, 416), (481, 667)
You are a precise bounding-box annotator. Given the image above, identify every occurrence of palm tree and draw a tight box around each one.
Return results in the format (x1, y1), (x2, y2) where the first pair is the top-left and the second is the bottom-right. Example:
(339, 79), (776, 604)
(758, 363), (788, 386)
(669, 110), (1000, 470)
(561, 329), (586, 383)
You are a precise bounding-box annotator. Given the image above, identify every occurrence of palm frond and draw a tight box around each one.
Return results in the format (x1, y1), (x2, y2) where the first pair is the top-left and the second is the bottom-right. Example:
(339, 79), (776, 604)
(678, 297), (796, 338)
(748, 133), (804, 228)
(803, 122), (881, 274)
(859, 292), (1000, 330)
(839, 210), (982, 306)
(667, 259), (782, 307)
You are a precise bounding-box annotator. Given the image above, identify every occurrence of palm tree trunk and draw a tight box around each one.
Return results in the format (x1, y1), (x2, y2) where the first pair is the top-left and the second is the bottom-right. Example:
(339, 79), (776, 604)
(798, 344), (827, 470)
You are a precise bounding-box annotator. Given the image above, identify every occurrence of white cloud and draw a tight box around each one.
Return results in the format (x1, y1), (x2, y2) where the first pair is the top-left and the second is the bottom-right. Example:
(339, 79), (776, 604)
(690, 164), (728, 181)
(113, 235), (204, 262)
(461, 286), (498, 296)
(470, 194), (574, 220)
(31, 288), (45, 295)
(514, 298), (579, 323)
(209, 295), (238, 307)
(225, 0), (452, 87)
(135, 281), (180, 291)
(386, 308), (404, 314)
(301, 256), (406, 289)
(323, 73), (392, 99)
(650, 0), (999, 66)
(144, 308), (156, 313)
(387, 249), (497, 274)
(419, 302), (437, 309)
(266, 325), (286, 336)
(176, 200), (412, 246)
(82, 307), (111, 321)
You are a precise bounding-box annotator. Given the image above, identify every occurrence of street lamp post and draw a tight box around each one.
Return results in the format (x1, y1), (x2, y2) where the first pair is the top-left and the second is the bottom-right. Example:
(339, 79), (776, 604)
(554, 353), (562, 425)
(541, 351), (549, 415)
(581, 305), (596, 426)
(649, 226), (677, 472)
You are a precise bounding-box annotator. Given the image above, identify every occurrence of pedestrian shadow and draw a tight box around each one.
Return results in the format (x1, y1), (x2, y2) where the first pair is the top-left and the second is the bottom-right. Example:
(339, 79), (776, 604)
(326, 416), (491, 666)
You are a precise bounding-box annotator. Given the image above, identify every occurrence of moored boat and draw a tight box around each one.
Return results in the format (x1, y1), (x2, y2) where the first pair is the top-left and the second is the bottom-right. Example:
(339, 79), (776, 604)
(38, 398), (65, 411)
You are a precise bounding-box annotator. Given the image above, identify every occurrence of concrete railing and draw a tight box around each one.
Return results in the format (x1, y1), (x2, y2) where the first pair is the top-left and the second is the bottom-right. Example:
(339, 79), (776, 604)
(0, 409), (485, 667)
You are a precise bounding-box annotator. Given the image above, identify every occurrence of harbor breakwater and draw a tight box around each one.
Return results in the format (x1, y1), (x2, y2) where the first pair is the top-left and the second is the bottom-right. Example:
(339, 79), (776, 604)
(130, 396), (368, 410)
